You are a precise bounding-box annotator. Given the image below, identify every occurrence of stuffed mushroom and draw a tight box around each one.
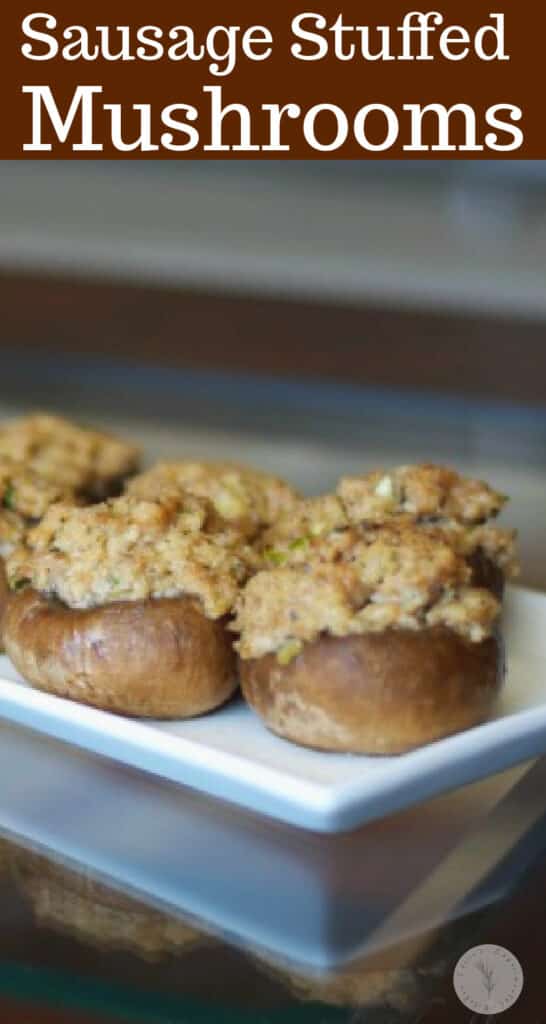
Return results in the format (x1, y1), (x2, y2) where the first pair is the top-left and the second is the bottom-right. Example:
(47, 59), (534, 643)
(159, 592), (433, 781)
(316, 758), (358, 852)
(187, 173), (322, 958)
(3, 494), (250, 717)
(234, 521), (503, 754)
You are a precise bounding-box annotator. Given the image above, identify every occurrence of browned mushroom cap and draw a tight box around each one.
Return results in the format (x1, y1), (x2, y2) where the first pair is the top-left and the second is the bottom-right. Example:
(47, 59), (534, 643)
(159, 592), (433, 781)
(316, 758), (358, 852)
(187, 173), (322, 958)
(240, 627), (503, 754)
(3, 588), (237, 718)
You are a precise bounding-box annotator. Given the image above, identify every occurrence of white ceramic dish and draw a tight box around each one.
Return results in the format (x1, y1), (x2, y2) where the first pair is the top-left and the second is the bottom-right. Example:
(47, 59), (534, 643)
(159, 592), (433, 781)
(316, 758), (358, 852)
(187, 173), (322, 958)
(0, 585), (544, 833)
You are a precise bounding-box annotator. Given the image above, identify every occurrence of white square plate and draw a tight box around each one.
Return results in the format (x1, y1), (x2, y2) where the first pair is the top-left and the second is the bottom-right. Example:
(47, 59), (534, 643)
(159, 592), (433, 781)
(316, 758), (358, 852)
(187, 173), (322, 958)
(0, 585), (544, 833)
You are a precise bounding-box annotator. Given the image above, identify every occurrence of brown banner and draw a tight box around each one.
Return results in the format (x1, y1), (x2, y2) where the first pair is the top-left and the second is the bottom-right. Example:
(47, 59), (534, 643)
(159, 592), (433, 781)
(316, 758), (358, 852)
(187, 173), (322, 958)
(0, 2), (543, 158)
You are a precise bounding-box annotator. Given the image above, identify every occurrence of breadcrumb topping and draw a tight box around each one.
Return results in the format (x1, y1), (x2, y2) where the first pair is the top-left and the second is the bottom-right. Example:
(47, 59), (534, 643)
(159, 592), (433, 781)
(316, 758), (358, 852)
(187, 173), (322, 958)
(127, 460), (299, 538)
(262, 495), (347, 551)
(0, 414), (140, 496)
(0, 455), (75, 556)
(337, 464), (506, 525)
(262, 466), (517, 580)
(434, 521), (518, 578)
(7, 494), (251, 618)
(234, 523), (501, 659)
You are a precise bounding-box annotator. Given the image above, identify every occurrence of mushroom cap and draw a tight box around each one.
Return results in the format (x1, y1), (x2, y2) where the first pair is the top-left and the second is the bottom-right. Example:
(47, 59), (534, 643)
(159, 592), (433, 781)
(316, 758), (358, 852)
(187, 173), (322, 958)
(240, 626), (503, 754)
(4, 588), (237, 718)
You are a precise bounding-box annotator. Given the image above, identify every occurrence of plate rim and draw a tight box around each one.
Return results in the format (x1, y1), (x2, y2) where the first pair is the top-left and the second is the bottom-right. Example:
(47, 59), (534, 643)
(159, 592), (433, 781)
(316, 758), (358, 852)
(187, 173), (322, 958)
(0, 584), (544, 833)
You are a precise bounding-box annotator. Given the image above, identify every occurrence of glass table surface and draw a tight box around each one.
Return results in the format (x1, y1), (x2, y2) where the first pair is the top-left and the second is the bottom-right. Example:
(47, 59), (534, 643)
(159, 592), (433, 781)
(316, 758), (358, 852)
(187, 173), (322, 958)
(0, 720), (544, 1024)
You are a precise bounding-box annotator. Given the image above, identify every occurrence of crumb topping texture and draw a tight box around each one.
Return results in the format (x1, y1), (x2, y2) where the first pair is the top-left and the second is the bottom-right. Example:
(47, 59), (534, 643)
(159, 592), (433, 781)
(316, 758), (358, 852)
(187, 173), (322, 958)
(6, 494), (251, 618)
(0, 414), (140, 495)
(234, 522), (501, 659)
(337, 464), (507, 525)
(127, 460), (300, 538)
(262, 465), (517, 580)
(0, 455), (75, 556)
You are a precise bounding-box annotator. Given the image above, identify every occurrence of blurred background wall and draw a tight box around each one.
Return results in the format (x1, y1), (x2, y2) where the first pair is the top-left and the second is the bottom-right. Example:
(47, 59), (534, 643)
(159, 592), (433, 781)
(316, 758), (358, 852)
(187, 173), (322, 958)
(0, 161), (545, 584)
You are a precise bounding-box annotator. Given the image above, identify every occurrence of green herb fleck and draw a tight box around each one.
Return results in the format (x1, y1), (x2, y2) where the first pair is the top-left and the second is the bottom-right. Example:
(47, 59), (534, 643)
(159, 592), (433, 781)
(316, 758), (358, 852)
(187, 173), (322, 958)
(2, 485), (16, 511)
(288, 536), (309, 552)
(264, 548), (287, 567)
